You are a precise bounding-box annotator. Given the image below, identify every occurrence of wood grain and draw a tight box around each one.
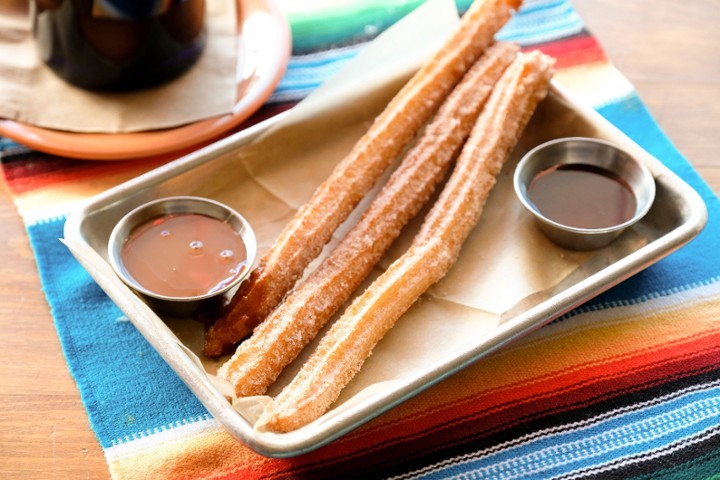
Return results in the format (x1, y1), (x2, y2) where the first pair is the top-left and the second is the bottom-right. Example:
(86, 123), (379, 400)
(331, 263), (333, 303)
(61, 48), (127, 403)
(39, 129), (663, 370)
(0, 178), (110, 479)
(0, 1), (718, 478)
(572, 0), (720, 193)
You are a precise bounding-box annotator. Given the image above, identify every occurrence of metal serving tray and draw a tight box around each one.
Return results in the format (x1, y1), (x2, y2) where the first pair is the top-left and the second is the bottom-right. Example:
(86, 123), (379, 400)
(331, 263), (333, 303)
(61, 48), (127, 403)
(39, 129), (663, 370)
(64, 79), (707, 457)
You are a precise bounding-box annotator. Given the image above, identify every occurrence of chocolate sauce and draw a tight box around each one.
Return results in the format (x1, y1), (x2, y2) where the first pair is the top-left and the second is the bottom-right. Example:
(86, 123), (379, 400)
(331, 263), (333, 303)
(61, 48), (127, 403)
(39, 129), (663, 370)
(33, 0), (206, 91)
(121, 213), (247, 298)
(528, 163), (637, 229)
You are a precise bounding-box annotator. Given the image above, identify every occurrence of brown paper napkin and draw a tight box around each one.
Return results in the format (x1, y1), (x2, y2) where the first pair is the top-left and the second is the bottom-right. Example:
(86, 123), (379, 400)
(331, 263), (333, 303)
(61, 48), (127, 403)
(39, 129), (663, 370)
(0, 0), (237, 133)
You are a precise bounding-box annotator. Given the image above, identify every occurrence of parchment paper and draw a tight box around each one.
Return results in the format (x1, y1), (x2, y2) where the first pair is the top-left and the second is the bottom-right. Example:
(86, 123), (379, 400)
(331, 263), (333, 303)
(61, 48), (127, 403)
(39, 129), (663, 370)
(195, 0), (587, 434)
(0, 0), (237, 133)
(65, 0), (594, 439)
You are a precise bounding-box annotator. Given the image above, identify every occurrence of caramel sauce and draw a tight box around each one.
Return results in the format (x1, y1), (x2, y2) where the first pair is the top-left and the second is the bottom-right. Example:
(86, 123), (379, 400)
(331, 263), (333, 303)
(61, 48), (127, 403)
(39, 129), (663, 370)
(528, 163), (637, 229)
(121, 213), (247, 298)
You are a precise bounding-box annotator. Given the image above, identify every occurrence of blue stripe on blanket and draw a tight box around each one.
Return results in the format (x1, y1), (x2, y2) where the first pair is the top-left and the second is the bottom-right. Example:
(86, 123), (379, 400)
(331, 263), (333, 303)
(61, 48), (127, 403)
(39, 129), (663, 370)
(28, 218), (205, 447)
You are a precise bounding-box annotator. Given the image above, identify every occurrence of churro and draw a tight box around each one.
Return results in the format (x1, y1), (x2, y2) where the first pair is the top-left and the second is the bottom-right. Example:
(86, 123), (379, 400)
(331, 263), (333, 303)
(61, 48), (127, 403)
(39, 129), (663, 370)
(203, 0), (523, 358)
(263, 51), (556, 432)
(217, 42), (520, 396)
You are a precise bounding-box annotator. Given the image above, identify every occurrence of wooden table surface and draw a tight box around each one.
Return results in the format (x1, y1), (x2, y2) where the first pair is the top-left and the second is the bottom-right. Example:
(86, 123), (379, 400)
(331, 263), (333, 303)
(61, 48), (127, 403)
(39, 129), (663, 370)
(1, 1), (718, 478)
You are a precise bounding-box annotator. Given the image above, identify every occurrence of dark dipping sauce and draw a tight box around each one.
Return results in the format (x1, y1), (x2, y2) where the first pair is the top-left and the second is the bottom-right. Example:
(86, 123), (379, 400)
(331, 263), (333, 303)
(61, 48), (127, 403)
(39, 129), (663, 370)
(528, 163), (637, 229)
(121, 213), (247, 298)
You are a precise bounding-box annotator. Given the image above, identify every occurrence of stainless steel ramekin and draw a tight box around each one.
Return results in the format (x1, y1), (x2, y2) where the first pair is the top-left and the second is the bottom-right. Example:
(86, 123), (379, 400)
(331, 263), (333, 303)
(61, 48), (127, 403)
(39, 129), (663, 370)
(108, 196), (256, 316)
(513, 137), (656, 250)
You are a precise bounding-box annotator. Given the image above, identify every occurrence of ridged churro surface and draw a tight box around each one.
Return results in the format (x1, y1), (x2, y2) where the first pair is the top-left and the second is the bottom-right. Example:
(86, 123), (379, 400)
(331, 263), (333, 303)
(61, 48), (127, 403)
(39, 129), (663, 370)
(264, 51), (556, 432)
(203, 0), (522, 358)
(217, 42), (520, 396)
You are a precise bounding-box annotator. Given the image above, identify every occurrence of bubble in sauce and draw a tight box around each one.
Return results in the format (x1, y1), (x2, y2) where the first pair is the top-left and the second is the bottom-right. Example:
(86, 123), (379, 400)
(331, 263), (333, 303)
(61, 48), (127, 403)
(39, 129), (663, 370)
(219, 249), (234, 263)
(189, 240), (204, 255)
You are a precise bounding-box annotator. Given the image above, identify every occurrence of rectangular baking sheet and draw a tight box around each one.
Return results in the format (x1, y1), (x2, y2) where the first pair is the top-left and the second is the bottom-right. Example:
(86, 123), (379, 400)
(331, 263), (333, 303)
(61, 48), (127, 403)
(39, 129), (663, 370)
(63, 75), (707, 457)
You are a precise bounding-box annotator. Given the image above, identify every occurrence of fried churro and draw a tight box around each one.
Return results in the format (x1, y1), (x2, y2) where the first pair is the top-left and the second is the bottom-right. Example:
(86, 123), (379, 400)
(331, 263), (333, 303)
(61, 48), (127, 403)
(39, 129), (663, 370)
(217, 42), (520, 397)
(203, 0), (523, 358)
(263, 51), (556, 432)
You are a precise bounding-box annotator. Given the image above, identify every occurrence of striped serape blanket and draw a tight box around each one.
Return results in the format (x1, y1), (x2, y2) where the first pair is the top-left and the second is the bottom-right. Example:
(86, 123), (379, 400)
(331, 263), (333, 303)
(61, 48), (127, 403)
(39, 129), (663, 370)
(2, 0), (720, 478)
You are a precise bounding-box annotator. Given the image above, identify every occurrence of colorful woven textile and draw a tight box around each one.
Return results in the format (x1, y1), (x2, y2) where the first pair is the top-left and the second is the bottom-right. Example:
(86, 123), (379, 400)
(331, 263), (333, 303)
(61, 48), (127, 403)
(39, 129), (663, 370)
(3, 0), (720, 478)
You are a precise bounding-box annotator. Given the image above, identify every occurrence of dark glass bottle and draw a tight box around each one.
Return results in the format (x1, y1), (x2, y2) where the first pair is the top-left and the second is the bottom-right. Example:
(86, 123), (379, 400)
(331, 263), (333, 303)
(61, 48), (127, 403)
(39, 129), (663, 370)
(32, 0), (206, 91)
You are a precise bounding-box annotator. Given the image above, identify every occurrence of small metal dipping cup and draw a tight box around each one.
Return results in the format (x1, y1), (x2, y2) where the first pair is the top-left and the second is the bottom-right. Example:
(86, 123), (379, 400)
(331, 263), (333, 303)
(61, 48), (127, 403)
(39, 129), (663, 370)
(513, 137), (656, 250)
(108, 196), (256, 317)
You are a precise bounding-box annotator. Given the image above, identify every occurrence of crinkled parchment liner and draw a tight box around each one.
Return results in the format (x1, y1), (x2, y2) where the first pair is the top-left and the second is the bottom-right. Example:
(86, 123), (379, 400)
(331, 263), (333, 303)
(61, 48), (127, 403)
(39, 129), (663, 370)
(195, 0), (590, 434)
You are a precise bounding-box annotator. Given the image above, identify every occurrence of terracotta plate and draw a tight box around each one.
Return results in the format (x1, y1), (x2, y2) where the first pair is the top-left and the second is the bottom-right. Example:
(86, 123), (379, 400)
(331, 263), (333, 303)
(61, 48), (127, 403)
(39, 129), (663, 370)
(0, 0), (291, 161)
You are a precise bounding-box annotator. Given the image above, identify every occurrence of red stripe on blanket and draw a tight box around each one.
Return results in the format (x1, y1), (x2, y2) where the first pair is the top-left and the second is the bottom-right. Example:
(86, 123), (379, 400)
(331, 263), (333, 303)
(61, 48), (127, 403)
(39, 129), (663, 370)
(525, 32), (607, 69)
(224, 329), (720, 478)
